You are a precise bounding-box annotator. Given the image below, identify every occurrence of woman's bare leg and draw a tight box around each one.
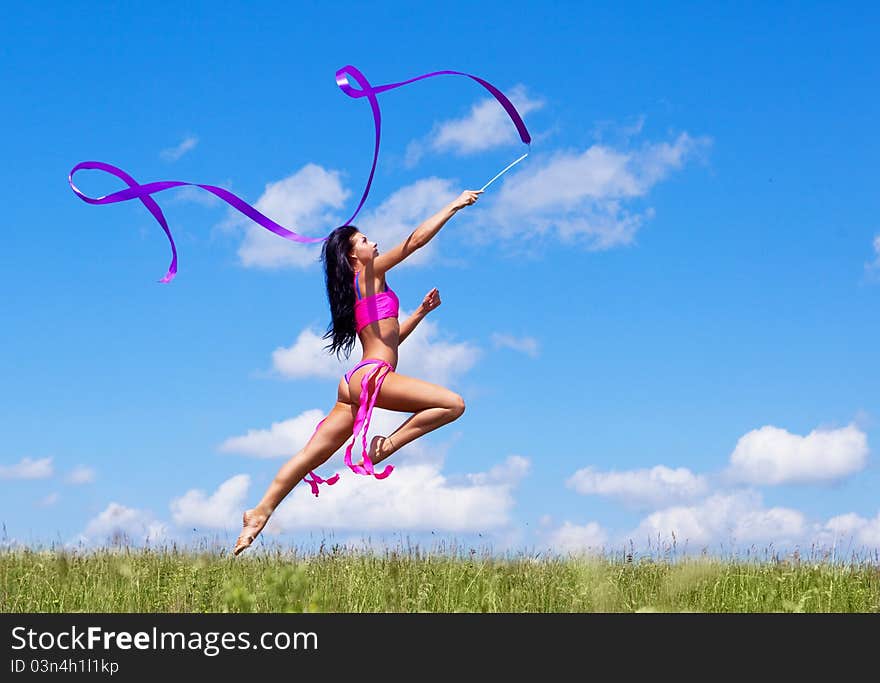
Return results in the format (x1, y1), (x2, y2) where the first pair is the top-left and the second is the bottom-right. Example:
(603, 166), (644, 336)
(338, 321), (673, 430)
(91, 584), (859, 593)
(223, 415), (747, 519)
(233, 382), (356, 555)
(349, 370), (465, 466)
(256, 402), (356, 516)
(235, 370), (465, 553)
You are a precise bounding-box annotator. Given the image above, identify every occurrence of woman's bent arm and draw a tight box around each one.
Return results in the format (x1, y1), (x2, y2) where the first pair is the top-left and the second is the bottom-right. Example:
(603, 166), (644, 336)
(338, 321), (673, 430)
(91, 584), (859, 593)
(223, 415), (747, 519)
(399, 288), (441, 344)
(398, 309), (426, 344)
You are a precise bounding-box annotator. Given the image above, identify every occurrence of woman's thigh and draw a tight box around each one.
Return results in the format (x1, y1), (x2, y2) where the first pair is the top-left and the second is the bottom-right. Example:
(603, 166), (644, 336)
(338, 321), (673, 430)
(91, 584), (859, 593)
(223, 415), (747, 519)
(348, 369), (462, 413)
(306, 395), (357, 454)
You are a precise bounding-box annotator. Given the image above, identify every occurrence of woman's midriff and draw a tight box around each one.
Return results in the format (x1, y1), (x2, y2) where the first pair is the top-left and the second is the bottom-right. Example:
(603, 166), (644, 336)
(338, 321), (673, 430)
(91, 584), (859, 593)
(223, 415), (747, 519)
(355, 318), (400, 372)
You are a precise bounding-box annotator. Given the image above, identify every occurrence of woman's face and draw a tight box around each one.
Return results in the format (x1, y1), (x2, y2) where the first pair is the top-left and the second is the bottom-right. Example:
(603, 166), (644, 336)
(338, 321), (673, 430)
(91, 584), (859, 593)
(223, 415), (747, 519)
(349, 232), (379, 267)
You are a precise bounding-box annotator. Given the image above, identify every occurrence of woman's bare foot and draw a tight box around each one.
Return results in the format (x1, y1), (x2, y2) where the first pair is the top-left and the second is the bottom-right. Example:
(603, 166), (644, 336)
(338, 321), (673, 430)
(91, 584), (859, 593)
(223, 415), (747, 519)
(232, 508), (269, 556)
(357, 435), (394, 468)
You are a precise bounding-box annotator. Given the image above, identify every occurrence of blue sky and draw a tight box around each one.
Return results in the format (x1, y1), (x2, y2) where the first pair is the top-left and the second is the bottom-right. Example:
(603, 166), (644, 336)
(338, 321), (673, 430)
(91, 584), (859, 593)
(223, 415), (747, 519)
(2, 1), (879, 558)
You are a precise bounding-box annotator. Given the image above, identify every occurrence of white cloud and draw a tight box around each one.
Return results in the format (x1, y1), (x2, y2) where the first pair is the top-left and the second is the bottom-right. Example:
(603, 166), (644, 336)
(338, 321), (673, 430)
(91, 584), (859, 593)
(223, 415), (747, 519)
(36, 492), (60, 507)
(726, 423), (868, 485)
(497, 144), (657, 208)
(170, 474), (250, 529)
(271, 312), (480, 387)
(592, 115), (646, 143)
(356, 177), (459, 268)
(0, 457), (53, 480)
(490, 333), (539, 358)
(735, 507), (807, 543)
(222, 122), (706, 275)
(814, 511), (880, 548)
(160, 135), (199, 162)
(405, 85), (544, 164)
(465, 455), (531, 486)
(477, 133), (710, 252)
(867, 234), (880, 272)
(545, 521), (608, 554)
(232, 164), (350, 270)
(622, 490), (880, 553)
(171, 184), (226, 208)
(628, 490), (806, 548)
(268, 455), (530, 534)
(66, 466), (96, 485)
(218, 409), (327, 458)
(167, 453), (528, 535)
(566, 465), (709, 509)
(77, 503), (169, 546)
(271, 329), (347, 380)
(394, 314), (481, 386)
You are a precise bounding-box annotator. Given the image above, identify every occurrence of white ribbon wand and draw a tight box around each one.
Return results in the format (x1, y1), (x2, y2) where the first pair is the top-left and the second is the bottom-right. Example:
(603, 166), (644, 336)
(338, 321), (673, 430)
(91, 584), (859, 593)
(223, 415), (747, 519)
(479, 152), (529, 192)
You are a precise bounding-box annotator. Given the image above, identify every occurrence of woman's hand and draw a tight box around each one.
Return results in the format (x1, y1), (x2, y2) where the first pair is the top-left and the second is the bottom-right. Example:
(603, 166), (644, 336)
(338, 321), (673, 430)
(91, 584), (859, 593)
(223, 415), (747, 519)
(450, 190), (483, 211)
(418, 288), (442, 315)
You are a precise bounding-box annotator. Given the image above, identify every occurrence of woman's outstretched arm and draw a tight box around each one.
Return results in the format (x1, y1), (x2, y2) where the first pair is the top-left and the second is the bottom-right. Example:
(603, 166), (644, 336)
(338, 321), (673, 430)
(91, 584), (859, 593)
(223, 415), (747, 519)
(372, 190), (482, 276)
(399, 288), (441, 344)
(411, 190), (481, 248)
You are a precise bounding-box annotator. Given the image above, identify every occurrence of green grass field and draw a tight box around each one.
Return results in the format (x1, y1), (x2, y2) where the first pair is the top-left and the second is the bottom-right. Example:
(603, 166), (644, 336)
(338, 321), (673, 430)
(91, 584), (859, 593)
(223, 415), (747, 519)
(3, 543), (879, 613)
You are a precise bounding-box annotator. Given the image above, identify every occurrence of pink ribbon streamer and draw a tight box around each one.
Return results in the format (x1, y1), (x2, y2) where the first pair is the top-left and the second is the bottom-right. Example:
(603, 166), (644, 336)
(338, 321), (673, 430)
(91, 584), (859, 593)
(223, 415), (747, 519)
(302, 357), (395, 496)
(302, 417), (340, 497)
(342, 359), (395, 481)
(308, 360), (397, 495)
(303, 470), (340, 497)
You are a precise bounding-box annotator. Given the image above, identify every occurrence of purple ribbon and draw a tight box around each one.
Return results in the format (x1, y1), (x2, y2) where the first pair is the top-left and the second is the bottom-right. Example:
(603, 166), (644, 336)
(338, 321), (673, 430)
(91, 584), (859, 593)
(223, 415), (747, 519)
(67, 161), (325, 283)
(68, 66), (531, 282)
(334, 65), (531, 227)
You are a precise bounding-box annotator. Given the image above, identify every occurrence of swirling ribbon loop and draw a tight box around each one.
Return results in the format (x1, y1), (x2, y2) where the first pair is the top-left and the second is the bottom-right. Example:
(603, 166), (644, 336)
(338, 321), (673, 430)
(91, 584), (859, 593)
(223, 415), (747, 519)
(68, 161), (325, 283)
(68, 65), (531, 283)
(335, 64), (532, 226)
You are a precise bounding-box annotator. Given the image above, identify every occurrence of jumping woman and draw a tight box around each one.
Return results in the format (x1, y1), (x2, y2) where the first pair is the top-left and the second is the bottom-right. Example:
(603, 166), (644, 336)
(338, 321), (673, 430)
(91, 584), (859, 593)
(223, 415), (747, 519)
(232, 189), (483, 555)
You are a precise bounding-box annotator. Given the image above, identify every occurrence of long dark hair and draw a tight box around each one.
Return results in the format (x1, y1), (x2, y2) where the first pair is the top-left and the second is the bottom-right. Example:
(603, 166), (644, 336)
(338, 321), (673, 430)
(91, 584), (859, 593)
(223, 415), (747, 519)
(321, 225), (359, 359)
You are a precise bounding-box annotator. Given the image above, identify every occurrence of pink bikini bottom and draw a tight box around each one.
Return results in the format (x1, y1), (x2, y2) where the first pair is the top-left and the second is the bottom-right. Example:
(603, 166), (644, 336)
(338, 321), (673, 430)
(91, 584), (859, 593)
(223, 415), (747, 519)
(302, 358), (396, 496)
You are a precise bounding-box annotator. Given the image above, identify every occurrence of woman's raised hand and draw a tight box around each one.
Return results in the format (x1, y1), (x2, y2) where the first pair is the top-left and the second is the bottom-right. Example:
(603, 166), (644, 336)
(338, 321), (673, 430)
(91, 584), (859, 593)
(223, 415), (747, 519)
(451, 190), (483, 211)
(419, 288), (442, 315)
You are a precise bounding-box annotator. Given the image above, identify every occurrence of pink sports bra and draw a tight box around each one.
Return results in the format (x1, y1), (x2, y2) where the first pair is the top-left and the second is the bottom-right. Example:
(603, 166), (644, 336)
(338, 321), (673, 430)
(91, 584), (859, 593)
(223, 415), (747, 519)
(353, 270), (400, 333)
